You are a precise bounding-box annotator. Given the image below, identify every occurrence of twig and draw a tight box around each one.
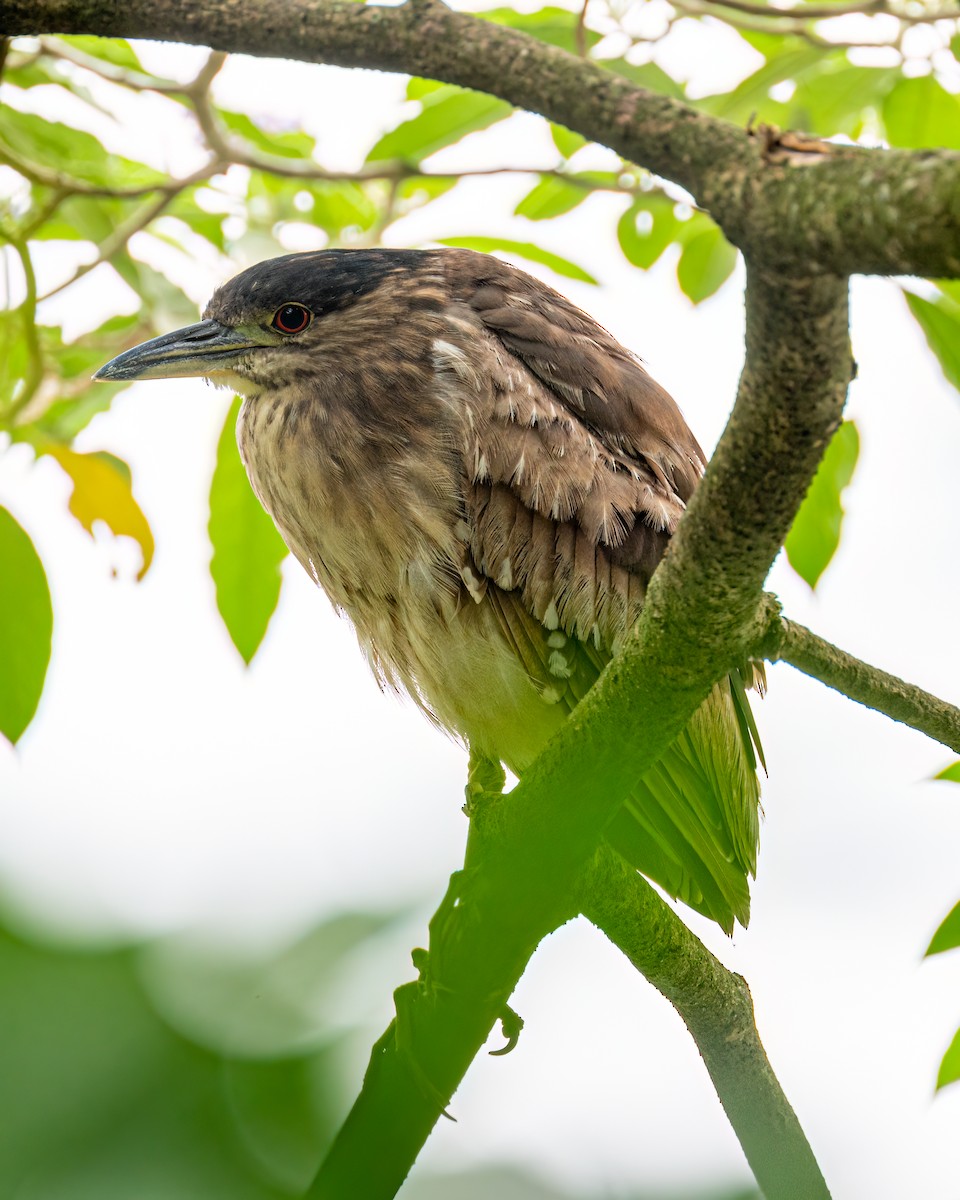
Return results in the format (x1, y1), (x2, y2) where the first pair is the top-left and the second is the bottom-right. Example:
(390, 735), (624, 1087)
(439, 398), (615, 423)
(673, 0), (862, 48)
(38, 35), (189, 92)
(0, 145), (217, 199)
(20, 186), (73, 240)
(770, 617), (960, 755)
(699, 0), (959, 21)
(575, 0), (590, 58)
(37, 183), (222, 302)
(701, 0), (884, 19)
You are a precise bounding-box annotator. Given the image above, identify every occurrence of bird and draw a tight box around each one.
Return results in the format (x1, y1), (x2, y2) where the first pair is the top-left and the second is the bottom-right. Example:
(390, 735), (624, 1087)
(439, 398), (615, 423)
(96, 247), (764, 933)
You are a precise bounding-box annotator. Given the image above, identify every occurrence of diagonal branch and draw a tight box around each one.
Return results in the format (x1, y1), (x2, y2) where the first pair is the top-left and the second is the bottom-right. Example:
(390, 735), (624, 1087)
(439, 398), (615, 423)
(578, 844), (830, 1200)
(7, 0), (960, 277)
(769, 617), (960, 755)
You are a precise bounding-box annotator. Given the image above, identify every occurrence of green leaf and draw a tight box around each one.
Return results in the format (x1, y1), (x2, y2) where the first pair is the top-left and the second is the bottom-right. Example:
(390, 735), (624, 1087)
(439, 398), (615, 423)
(307, 181), (379, 236)
(0, 309), (31, 412)
(617, 194), (680, 270)
(4, 56), (66, 90)
(676, 224), (738, 303)
(367, 87), (512, 164)
(6, 314), (140, 445)
(926, 902), (960, 956)
(0, 110), (165, 190)
(935, 761), (960, 783)
(937, 1026), (960, 1091)
(551, 123), (588, 159)
(45, 445), (155, 580)
(111, 253), (198, 329)
(29, 193), (129, 243)
(165, 191), (228, 251)
(406, 77), (447, 101)
(63, 35), (145, 72)
(396, 174), (458, 207)
(437, 236), (597, 284)
(784, 420), (860, 589)
(515, 175), (590, 221)
(602, 58), (686, 100)
(480, 7), (601, 55)
(698, 40), (824, 123)
(209, 397), (288, 664)
(36, 314), (137, 382)
(217, 108), (317, 160)
(0, 506), (53, 745)
(883, 76), (960, 150)
(28, 388), (119, 443)
(789, 65), (899, 139)
(903, 289), (960, 394)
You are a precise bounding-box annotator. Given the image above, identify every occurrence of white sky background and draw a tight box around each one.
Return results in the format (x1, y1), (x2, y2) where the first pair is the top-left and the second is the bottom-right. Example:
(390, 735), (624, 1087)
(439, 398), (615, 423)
(2, 14), (960, 1198)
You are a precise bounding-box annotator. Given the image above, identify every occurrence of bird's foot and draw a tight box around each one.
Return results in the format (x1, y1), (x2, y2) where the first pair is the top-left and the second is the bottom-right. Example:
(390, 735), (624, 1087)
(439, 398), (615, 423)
(393, 976), (457, 1120)
(392, 869), (469, 1118)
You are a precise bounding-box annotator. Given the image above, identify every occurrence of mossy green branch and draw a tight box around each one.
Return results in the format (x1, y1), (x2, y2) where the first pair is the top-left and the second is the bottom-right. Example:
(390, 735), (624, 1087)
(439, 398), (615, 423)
(771, 617), (960, 755)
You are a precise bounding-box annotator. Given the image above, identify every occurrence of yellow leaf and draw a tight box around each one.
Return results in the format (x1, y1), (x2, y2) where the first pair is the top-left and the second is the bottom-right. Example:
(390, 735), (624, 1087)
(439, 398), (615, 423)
(46, 445), (154, 580)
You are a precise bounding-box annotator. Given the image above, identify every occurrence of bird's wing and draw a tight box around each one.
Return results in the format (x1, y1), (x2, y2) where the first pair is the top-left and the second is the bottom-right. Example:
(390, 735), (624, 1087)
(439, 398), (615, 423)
(441, 255), (761, 931)
(445, 252), (707, 655)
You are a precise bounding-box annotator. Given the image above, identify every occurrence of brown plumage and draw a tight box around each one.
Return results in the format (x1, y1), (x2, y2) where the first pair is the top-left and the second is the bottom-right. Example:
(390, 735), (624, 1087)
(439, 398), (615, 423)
(96, 247), (764, 932)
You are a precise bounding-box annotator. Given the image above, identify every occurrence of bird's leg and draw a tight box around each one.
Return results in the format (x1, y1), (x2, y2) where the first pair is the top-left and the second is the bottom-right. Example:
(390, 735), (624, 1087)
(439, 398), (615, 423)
(463, 750), (526, 1057)
(463, 745), (505, 818)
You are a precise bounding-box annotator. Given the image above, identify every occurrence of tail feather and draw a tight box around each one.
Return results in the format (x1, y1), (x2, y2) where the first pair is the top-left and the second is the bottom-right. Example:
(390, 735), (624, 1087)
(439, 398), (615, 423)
(606, 675), (763, 934)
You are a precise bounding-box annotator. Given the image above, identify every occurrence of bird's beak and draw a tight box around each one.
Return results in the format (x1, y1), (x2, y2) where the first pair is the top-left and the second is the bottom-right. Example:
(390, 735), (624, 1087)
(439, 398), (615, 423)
(94, 319), (260, 382)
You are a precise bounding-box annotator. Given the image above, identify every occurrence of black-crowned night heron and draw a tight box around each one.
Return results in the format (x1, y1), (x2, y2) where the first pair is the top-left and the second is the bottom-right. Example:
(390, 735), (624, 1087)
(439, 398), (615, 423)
(96, 248), (763, 933)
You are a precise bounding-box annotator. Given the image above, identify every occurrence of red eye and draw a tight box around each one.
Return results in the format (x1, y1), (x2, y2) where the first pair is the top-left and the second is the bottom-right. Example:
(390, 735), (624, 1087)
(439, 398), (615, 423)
(272, 304), (311, 334)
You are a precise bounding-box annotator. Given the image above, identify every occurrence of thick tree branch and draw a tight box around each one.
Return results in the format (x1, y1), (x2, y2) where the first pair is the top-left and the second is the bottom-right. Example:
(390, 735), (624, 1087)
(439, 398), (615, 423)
(770, 618), (960, 755)
(579, 844), (830, 1200)
(8, 0), (960, 277)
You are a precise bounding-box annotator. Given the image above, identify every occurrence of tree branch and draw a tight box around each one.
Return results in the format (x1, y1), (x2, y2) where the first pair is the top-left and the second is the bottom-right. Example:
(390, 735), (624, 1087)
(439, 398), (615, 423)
(578, 844), (830, 1200)
(8, 0), (960, 277)
(769, 617), (960, 755)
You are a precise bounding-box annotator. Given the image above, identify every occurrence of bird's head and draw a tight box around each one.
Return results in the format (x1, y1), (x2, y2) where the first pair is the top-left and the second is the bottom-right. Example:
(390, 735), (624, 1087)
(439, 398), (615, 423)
(94, 249), (432, 395)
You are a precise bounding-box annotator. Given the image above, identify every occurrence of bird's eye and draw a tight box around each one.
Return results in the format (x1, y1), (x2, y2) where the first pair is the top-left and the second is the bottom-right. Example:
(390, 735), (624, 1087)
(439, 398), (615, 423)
(272, 304), (312, 335)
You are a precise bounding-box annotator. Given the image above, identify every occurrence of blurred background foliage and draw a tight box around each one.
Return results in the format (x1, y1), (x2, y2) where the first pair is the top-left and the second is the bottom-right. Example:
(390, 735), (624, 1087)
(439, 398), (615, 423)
(0, 900), (762, 1199)
(3, 0), (960, 1191)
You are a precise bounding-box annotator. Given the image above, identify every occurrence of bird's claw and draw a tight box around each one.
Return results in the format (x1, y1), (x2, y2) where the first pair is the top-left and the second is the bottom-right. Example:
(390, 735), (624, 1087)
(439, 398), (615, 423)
(489, 1002), (524, 1056)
